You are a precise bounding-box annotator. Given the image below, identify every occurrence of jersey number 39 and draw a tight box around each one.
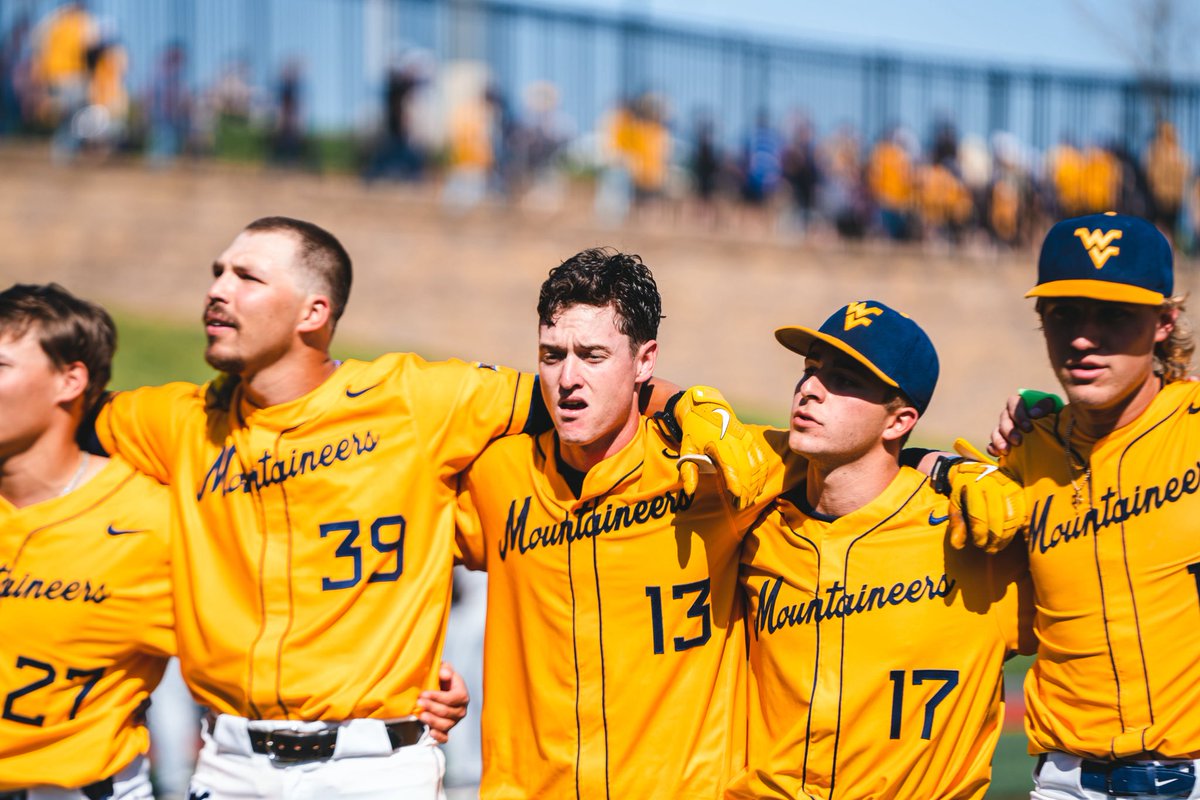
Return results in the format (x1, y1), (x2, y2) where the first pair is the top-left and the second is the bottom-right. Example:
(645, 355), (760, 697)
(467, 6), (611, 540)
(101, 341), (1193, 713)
(319, 516), (405, 591)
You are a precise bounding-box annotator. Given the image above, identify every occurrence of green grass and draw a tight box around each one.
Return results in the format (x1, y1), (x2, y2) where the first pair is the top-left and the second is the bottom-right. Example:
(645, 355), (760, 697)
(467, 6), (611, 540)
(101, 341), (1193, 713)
(110, 312), (213, 390)
(109, 310), (381, 390)
(988, 732), (1036, 798)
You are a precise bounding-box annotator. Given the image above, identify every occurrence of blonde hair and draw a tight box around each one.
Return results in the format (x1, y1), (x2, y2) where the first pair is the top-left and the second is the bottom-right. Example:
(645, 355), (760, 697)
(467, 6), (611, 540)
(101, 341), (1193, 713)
(1158, 294), (1195, 383)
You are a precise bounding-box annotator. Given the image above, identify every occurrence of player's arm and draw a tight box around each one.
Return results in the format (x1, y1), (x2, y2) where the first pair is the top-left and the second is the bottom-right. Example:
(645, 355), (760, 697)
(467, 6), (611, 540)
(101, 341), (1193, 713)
(639, 376), (682, 416)
(987, 389), (1064, 457)
(453, 470), (489, 572)
(139, 488), (178, 659)
(929, 438), (1027, 553)
(417, 662), (470, 744)
(985, 538), (1037, 658)
(412, 360), (542, 473)
(659, 385), (772, 510)
(89, 382), (201, 483)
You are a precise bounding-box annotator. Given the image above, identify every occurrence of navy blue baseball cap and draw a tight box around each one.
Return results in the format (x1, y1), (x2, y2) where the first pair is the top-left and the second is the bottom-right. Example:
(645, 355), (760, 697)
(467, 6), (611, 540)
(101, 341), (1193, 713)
(1027, 212), (1173, 305)
(775, 300), (939, 414)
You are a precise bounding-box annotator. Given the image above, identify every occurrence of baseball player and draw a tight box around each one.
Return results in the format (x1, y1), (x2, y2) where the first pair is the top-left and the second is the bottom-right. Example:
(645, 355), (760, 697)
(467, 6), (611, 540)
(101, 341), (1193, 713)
(729, 301), (1034, 800)
(986, 213), (1200, 799)
(452, 251), (1021, 798)
(90, 217), (522, 798)
(0, 283), (173, 800)
(455, 248), (787, 798)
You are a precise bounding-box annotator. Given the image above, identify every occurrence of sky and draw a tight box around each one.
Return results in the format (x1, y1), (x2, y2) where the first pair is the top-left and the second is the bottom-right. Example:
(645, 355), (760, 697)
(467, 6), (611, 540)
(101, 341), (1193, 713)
(522, 0), (1200, 79)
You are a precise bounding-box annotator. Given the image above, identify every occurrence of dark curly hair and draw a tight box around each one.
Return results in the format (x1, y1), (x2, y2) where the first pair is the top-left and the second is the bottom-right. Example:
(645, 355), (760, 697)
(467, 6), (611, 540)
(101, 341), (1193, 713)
(537, 248), (663, 348)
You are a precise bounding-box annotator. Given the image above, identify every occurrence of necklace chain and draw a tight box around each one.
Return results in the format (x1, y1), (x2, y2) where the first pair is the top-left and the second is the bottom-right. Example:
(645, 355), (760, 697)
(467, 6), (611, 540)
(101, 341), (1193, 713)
(1064, 415), (1091, 511)
(59, 452), (90, 497)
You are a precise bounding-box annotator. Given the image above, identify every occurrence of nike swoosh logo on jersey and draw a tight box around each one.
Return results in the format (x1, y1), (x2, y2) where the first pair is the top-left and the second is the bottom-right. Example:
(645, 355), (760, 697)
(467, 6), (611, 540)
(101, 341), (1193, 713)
(713, 408), (731, 438)
(346, 382), (382, 398)
(106, 525), (147, 536)
(1188, 403), (1200, 414)
(928, 512), (950, 526)
(1155, 777), (1184, 789)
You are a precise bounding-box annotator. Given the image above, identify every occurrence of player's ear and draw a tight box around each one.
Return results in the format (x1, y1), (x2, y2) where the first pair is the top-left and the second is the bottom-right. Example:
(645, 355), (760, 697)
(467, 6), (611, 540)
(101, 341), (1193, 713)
(633, 339), (657, 385)
(297, 294), (332, 334)
(881, 404), (919, 444)
(55, 361), (89, 406)
(1153, 304), (1178, 343)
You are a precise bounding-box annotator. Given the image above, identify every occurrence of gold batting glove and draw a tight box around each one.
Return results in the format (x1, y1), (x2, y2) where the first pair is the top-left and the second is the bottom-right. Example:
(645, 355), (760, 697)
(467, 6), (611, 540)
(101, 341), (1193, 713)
(672, 386), (767, 510)
(935, 438), (1026, 553)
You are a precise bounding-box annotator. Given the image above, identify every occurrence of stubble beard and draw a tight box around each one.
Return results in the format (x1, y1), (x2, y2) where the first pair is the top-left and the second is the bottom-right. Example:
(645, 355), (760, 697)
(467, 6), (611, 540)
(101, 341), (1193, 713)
(204, 344), (245, 375)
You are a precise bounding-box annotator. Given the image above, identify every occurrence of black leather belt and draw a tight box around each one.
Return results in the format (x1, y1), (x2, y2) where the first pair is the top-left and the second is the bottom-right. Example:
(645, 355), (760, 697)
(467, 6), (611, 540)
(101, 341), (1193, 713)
(0, 777), (113, 800)
(1077, 758), (1196, 797)
(246, 719), (423, 763)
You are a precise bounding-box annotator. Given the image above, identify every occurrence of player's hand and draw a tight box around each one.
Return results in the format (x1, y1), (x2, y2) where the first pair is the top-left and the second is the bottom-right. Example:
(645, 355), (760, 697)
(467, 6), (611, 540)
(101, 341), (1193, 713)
(417, 662), (469, 744)
(673, 385), (767, 510)
(988, 389), (1063, 457)
(946, 438), (1026, 553)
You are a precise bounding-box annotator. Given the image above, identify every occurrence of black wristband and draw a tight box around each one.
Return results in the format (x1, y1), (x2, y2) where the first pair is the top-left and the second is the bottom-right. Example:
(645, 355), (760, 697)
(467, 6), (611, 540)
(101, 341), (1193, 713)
(655, 391), (686, 443)
(930, 455), (967, 496)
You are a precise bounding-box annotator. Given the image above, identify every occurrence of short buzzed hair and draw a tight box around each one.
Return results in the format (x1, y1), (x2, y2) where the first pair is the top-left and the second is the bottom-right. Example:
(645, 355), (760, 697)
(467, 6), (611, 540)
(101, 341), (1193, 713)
(244, 216), (353, 326)
(0, 283), (116, 409)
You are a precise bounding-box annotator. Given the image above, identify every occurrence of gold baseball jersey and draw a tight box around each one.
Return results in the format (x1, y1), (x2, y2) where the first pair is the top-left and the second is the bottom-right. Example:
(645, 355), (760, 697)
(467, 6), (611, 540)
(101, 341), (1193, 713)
(0, 457), (173, 791)
(730, 468), (1034, 800)
(1002, 380), (1200, 759)
(455, 420), (792, 799)
(95, 353), (534, 721)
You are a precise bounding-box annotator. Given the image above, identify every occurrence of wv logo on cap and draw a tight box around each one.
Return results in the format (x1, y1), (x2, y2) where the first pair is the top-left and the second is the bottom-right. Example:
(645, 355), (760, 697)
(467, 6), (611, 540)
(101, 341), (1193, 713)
(1074, 227), (1123, 269)
(844, 301), (883, 330)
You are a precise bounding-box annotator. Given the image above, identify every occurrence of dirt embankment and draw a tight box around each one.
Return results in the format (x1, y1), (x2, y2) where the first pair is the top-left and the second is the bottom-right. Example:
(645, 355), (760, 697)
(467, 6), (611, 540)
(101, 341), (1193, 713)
(4, 144), (1195, 447)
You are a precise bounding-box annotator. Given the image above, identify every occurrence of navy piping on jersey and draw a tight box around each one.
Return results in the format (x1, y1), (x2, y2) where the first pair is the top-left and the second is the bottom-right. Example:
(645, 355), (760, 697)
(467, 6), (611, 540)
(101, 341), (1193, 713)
(9, 470), (141, 566)
(551, 431), (644, 795)
(246, 467), (270, 721)
(274, 427), (299, 720)
(1052, 414), (1128, 740)
(568, 525), (582, 800)
(828, 476), (928, 799)
(592, 535), (612, 800)
(790, 529), (822, 799)
(1110, 405), (1178, 743)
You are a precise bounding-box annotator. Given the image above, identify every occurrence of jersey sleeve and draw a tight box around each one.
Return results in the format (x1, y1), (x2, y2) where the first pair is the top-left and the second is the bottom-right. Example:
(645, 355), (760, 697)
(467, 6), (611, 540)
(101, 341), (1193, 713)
(454, 469), (489, 572)
(138, 526), (177, 659)
(987, 538), (1037, 656)
(730, 425), (804, 530)
(123, 468), (177, 658)
(409, 360), (537, 474)
(94, 382), (202, 484)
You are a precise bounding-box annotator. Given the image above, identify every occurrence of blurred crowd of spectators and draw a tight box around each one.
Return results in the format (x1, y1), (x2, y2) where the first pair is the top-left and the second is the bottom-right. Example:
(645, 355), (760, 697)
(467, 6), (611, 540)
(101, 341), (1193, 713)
(4, 3), (1199, 252)
(0, 3), (310, 166)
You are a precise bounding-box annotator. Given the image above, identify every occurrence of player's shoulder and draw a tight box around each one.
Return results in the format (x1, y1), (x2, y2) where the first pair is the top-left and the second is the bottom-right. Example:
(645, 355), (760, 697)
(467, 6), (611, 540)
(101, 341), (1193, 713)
(103, 456), (171, 505)
(1019, 407), (1067, 457)
(901, 465), (942, 503)
(1156, 378), (1200, 415)
(113, 379), (207, 410)
(360, 351), (520, 395)
(84, 456), (173, 551)
(370, 351), (511, 376)
(749, 424), (792, 458)
(468, 429), (546, 475)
